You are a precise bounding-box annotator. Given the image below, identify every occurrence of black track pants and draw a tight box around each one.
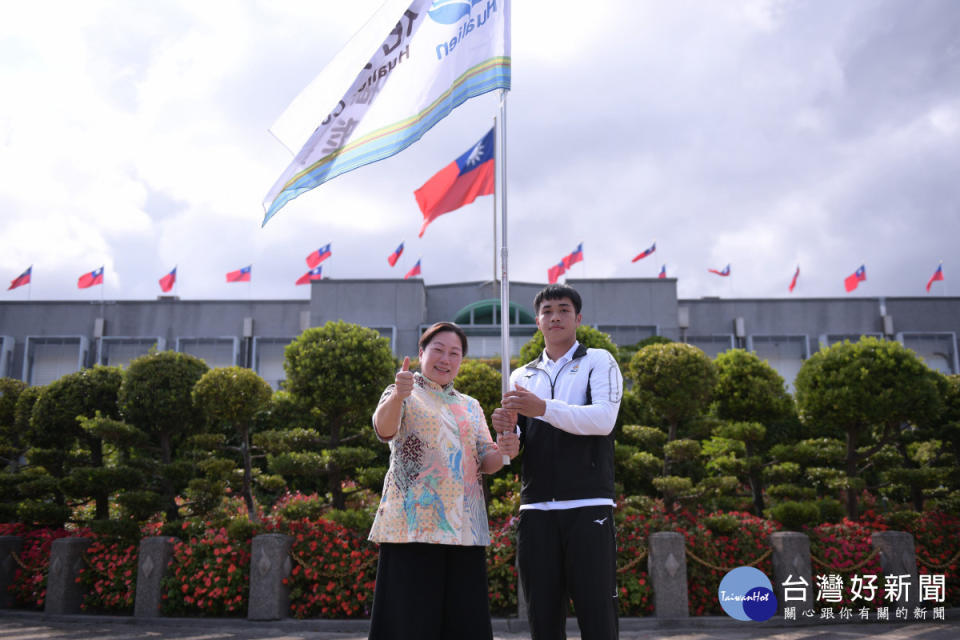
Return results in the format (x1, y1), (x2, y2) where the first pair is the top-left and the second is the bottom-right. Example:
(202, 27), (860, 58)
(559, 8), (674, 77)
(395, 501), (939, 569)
(517, 506), (619, 640)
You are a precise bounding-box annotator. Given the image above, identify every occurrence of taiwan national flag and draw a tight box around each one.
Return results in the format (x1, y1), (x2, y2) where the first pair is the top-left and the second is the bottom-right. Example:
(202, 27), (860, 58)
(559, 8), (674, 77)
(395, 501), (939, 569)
(8, 266), (31, 290)
(388, 242), (404, 267)
(306, 243), (332, 268)
(658, 265), (666, 279)
(844, 265), (866, 292)
(926, 264), (944, 292)
(632, 242), (656, 262)
(415, 128), (495, 237)
(708, 264), (731, 277)
(159, 267), (177, 293)
(547, 260), (566, 285)
(227, 265), (252, 283)
(296, 265), (323, 285)
(788, 266), (800, 293)
(404, 258), (422, 280)
(78, 266), (104, 289)
(563, 243), (584, 270)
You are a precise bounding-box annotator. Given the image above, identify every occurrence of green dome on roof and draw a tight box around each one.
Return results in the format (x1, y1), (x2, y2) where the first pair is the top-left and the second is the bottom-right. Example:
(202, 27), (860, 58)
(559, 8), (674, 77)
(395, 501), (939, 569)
(454, 299), (535, 326)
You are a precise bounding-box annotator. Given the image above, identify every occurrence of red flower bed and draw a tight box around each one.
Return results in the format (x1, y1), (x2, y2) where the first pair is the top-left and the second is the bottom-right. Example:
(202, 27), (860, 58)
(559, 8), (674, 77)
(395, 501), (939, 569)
(75, 537), (139, 613)
(277, 518), (377, 619)
(161, 525), (251, 617)
(807, 517), (885, 609)
(487, 516), (518, 615)
(0, 524), (90, 610)
(680, 510), (780, 616)
(902, 511), (960, 607)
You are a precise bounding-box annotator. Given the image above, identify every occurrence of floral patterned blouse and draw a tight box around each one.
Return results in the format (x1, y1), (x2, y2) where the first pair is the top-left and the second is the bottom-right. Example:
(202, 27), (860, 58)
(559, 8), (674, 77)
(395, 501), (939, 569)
(369, 372), (496, 546)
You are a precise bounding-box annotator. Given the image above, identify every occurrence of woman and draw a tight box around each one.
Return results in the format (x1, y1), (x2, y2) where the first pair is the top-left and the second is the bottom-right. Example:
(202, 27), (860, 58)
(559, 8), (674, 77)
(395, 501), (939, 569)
(368, 322), (519, 640)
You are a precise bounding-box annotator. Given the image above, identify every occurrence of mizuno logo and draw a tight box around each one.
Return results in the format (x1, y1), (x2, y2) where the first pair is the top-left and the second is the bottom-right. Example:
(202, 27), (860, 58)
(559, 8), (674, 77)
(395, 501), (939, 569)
(594, 517), (607, 525)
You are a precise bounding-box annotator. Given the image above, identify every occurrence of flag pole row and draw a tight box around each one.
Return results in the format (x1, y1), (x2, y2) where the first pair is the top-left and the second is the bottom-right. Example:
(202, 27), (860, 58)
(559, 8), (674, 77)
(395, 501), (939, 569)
(4, 256), (947, 294)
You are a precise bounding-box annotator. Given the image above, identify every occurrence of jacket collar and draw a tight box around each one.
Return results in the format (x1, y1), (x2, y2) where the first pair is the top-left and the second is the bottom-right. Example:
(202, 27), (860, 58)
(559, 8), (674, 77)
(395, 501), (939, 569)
(524, 341), (588, 371)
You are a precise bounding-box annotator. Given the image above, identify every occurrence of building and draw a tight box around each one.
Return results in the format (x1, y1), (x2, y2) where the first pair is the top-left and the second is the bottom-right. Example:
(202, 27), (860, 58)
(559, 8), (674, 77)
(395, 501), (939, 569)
(2, 278), (957, 389)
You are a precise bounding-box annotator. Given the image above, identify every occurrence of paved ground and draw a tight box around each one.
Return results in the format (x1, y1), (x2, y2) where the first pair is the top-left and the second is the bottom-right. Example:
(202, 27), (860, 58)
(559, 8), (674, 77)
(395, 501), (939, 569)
(0, 611), (958, 640)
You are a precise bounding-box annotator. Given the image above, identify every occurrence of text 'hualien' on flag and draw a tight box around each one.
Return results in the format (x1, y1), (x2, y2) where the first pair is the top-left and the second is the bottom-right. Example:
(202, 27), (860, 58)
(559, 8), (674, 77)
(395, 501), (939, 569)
(262, 0), (511, 226)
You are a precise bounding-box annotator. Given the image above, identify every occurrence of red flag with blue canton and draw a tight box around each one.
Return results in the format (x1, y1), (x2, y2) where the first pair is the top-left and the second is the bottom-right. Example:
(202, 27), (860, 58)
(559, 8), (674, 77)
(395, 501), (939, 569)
(658, 265), (666, 279)
(708, 264), (730, 277)
(306, 244), (332, 268)
(159, 267), (177, 293)
(415, 128), (495, 238)
(388, 242), (404, 267)
(8, 266), (31, 290)
(548, 260), (566, 284)
(844, 265), (866, 292)
(78, 266), (104, 289)
(563, 243), (584, 270)
(789, 266), (799, 292)
(227, 265), (252, 283)
(404, 258), (422, 280)
(296, 265), (323, 285)
(926, 264), (944, 292)
(632, 242), (656, 262)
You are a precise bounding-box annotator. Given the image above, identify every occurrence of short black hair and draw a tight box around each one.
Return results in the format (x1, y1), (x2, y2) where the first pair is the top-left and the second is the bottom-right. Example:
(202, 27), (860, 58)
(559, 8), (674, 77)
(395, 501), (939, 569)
(419, 322), (468, 356)
(533, 284), (582, 315)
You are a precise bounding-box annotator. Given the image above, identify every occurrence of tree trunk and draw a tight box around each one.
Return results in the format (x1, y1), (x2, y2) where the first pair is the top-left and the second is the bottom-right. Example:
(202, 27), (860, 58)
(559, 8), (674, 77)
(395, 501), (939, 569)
(161, 431), (178, 522)
(241, 426), (258, 522)
(328, 416), (344, 510)
(746, 442), (765, 515)
(845, 428), (859, 521)
(92, 438), (109, 520)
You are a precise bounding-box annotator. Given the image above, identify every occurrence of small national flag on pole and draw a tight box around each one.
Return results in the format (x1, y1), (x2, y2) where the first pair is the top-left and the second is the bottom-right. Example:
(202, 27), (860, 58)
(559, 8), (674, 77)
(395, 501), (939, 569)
(159, 267), (177, 293)
(8, 266), (31, 290)
(388, 242), (404, 267)
(563, 243), (584, 270)
(708, 264), (731, 277)
(632, 242), (656, 262)
(296, 265), (324, 285)
(547, 260), (566, 285)
(788, 265), (800, 293)
(844, 265), (866, 292)
(262, 0), (511, 226)
(78, 266), (104, 289)
(227, 265), (252, 283)
(306, 244), (332, 268)
(658, 265), (666, 279)
(926, 263), (944, 292)
(415, 128), (495, 237)
(404, 258), (422, 280)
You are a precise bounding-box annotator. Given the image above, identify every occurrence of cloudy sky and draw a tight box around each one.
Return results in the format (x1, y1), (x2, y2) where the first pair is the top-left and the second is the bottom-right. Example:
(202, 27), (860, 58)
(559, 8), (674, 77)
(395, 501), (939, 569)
(2, 0), (958, 302)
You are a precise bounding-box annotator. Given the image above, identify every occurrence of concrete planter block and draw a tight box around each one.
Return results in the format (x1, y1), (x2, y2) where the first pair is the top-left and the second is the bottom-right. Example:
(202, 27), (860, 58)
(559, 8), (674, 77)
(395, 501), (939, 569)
(248, 533), (294, 621)
(769, 531), (813, 614)
(648, 531), (688, 618)
(44, 537), (92, 615)
(134, 536), (178, 618)
(871, 530), (919, 609)
(0, 536), (23, 609)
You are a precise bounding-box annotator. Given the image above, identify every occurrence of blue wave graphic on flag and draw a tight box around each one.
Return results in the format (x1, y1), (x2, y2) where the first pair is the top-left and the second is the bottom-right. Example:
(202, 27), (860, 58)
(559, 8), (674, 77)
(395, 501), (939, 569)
(428, 0), (483, 25)
(263, 60), (510, 224)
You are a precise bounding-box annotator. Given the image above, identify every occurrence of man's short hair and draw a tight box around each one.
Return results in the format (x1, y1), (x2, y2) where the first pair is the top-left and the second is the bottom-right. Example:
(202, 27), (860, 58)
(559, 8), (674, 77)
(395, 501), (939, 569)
(533, 284), (582, 315)
(419, 321), (468, 355)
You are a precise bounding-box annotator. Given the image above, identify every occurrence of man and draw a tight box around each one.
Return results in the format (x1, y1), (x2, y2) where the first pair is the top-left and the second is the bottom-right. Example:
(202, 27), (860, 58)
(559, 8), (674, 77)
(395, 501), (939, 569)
(492, 283), (623, 639)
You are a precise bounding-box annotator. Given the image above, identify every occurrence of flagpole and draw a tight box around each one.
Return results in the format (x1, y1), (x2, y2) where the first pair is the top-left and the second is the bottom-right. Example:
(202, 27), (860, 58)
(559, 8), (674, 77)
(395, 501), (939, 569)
(493, 118), (498, 290)
(496, 89), (510, 466)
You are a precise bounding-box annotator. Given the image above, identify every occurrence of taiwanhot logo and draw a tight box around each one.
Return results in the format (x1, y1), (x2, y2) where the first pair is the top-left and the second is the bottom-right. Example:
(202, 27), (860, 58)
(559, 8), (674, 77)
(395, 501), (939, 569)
(718, 566), (778, 622)
(428, 0), (483, 24)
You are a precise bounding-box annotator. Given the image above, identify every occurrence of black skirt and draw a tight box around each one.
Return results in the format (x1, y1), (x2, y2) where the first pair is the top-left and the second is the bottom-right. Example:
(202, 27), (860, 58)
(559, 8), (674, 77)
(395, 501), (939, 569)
(368, 542), (493, 640)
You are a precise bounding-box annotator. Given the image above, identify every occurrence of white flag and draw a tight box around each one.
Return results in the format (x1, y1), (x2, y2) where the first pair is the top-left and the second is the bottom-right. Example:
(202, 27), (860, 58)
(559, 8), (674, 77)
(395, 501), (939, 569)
(262, 0), (511, 226)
